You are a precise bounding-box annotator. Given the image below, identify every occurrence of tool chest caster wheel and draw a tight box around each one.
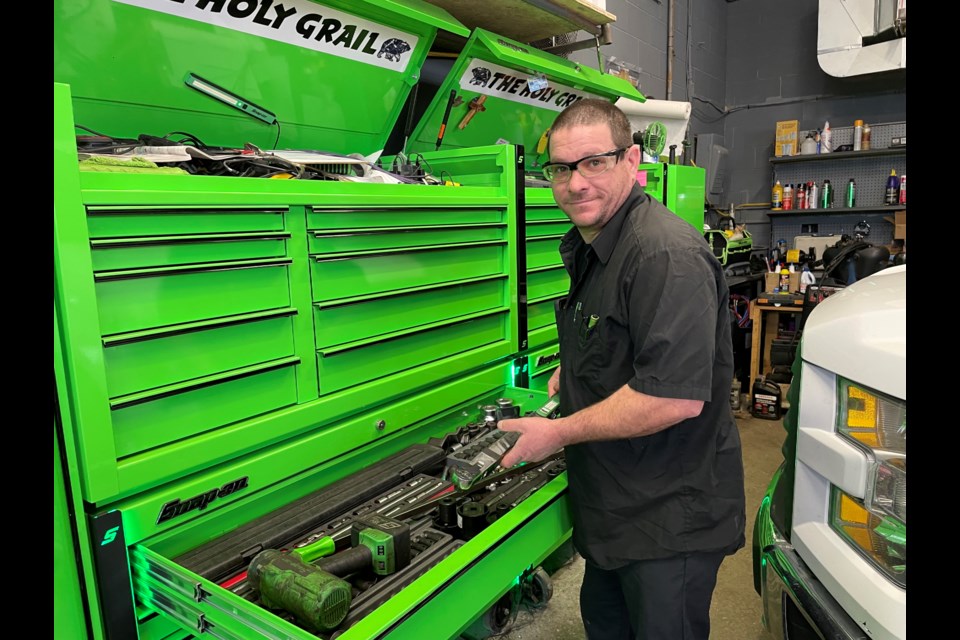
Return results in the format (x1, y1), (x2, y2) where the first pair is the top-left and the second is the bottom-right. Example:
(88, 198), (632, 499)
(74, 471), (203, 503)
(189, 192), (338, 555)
(521, 567), (553, 610)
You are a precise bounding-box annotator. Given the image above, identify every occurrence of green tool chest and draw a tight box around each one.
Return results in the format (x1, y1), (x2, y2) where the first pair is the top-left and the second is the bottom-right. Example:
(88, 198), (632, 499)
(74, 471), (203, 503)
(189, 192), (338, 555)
(54, 2), (644, 637)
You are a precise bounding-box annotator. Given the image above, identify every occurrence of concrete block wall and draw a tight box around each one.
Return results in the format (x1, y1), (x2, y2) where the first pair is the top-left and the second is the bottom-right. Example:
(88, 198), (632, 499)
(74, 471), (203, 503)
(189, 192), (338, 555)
(564, 0), (905, 254)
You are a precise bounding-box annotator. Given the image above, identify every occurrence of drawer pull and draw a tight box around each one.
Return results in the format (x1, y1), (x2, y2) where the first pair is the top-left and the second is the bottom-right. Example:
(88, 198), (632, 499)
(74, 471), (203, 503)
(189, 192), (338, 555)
(102, 308), (298, 347)
(96, 257), (292, 281)
(110, 356), (300, 409)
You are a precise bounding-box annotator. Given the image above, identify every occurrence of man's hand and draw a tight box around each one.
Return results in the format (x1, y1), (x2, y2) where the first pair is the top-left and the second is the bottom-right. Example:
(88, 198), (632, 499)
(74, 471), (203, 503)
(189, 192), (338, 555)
(548, 365), (561, 398)
(498, 416), (564, 468)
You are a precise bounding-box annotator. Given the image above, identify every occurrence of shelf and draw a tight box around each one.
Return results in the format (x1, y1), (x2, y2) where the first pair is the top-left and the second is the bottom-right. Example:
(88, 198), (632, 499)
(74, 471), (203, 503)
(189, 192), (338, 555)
(767, 205), (906, 217)
(770, 147), (906, 164)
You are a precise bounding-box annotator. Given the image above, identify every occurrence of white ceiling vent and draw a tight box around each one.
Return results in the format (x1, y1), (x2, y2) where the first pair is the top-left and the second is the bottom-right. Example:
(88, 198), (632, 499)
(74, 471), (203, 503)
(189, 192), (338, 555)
(818, 0), (906, 77)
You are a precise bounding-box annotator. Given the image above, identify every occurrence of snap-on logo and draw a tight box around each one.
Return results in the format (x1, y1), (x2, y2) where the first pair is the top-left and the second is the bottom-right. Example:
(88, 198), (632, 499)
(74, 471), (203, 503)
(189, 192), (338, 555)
(156, 477), (250, 525)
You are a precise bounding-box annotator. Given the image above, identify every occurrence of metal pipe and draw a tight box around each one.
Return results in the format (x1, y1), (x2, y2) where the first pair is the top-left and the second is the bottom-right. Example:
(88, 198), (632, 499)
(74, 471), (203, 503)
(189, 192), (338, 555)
(667, 0), (675, 100)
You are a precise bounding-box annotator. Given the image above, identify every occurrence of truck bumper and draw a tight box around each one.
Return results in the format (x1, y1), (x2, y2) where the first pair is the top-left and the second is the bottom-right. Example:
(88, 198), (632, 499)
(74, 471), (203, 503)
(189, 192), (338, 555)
(753, 472), (869, 640)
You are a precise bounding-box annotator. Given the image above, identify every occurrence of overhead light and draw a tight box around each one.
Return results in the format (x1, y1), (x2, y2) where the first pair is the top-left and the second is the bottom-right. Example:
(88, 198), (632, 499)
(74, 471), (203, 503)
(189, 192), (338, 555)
(184, 73), (277, 125)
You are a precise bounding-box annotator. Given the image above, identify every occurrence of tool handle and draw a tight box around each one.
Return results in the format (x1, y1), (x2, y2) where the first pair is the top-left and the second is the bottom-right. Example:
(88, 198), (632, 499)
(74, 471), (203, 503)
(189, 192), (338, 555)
(316, 545), (373, 577)
(436, 89), (456, 151)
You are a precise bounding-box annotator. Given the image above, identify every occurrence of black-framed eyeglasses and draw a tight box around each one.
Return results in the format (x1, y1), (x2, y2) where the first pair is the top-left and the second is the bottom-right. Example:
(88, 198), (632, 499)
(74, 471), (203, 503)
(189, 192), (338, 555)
(541, 148), (627, 183)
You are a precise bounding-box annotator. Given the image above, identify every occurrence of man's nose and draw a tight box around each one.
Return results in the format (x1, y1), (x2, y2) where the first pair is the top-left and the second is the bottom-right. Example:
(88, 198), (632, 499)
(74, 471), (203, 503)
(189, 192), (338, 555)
(565, 168), (590, 190)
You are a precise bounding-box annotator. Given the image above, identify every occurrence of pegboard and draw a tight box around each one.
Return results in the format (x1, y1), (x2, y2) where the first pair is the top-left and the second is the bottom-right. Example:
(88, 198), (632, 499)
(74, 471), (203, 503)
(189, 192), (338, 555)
(770, 121), (906, 246)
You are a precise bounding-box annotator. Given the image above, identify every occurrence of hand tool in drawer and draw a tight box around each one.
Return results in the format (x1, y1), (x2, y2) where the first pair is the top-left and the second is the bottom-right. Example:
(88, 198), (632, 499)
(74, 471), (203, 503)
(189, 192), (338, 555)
(248, 514), (413, 633)
(176, 443), (445, 582)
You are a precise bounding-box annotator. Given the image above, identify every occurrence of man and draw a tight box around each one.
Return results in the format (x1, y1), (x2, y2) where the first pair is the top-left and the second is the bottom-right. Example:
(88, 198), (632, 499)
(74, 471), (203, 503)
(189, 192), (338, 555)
(498, 99), (745, 640)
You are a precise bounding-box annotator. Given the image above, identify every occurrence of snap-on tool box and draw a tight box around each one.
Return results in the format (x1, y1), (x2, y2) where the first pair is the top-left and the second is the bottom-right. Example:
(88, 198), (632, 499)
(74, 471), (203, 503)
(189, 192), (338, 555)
(54, 2), (640, 638)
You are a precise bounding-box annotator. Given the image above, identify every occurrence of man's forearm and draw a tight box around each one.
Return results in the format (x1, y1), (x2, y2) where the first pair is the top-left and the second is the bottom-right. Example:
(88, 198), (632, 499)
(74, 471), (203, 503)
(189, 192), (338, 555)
(553, 384), (703, 447)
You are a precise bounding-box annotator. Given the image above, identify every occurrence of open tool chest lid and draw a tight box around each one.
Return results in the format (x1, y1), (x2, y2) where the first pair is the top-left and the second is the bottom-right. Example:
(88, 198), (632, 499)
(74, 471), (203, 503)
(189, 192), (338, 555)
(53, 0), (468, 156)
(405, 28), (645, 172)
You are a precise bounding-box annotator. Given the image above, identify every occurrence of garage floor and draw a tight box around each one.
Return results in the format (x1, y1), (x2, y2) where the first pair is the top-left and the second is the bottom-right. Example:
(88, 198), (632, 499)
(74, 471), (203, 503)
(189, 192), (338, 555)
(497, 412), (784, 640)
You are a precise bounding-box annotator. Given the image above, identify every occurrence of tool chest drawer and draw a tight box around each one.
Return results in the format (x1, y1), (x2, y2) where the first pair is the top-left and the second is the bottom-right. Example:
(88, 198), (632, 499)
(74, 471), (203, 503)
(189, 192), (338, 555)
(317, 311), (509, 395)
(102, 310), (298, 398)
(95, 259), (293, 335)
(111, 357), (300, 458)
(308, 224), (505, 254)
(314, 277), (506, 350)
(526, 265), (569, 302)
(526, 236), (566, 270)
(311, 244), (506, 301)
(90, 232), (290, 271)
(307, 207), (506, 230)
(87, 207), (287, 237)
(128, 386), (572, 640)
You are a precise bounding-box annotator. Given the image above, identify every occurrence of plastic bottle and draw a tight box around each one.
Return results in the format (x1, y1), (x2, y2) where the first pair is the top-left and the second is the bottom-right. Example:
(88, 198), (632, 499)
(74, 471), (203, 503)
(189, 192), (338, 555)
(846, 178), (856, 208)
(898, 174), (906, 205)
(771, 180), (783, 210)
(783, 183), (794, 210)
(861, 123), (872, 150)
(821, 179), (833, 208)
(809, 181), (819, 209)
(779, 268), (790, 291)
(800, 266), (816, 294)
(821, 121), (831, 153)
(853, 119), (864, 151)
(885, 169), (900, 205)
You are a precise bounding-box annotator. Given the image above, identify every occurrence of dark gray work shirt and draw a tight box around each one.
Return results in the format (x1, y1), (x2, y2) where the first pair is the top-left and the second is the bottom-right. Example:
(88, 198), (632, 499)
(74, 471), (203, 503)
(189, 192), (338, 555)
(556, 184), (745, 569)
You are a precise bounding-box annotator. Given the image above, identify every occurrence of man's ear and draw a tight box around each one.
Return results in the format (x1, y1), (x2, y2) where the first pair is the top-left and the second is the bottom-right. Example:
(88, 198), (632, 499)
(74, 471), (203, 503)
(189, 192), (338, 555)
(625, 144), (641, 168)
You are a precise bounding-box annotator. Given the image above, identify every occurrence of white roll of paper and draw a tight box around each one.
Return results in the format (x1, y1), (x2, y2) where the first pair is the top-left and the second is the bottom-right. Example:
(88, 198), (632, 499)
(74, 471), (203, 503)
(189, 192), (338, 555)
(615, 97), (692, 160)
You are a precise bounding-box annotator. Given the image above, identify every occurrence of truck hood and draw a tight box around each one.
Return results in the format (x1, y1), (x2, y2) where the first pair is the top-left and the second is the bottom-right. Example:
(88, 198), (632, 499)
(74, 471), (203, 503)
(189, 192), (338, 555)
(802, 265), (906, 400)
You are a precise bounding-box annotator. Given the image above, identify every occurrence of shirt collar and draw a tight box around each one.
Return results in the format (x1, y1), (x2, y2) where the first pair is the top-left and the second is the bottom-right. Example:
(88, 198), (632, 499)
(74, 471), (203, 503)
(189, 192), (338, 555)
(589, 184), (647, 264)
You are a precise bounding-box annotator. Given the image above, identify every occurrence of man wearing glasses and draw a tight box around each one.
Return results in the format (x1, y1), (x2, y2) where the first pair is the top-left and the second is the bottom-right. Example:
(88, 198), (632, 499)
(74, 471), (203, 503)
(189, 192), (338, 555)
(499, 99), (744, 640)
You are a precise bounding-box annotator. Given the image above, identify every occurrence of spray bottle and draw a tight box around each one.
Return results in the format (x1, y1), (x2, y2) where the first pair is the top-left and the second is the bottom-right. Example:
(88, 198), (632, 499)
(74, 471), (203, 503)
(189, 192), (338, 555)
(772, 180), (783, 210)
(821, 121), (831, 153)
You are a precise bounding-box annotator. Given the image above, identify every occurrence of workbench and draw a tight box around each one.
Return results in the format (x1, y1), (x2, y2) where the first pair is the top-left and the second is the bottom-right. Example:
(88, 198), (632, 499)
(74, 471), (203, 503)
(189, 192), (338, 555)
(749, 301), (803, 391)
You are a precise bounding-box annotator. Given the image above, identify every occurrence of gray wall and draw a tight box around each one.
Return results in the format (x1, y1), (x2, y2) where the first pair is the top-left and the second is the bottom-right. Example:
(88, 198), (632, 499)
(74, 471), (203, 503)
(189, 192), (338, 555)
(568, 0), (906, 252)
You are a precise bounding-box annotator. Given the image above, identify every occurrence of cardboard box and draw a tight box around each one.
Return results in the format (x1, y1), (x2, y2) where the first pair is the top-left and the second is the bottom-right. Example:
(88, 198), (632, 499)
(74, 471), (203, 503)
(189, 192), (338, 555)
(775, 120), (799, 157)
(894, 210), (906, 240)
(764, 272), (800, 292)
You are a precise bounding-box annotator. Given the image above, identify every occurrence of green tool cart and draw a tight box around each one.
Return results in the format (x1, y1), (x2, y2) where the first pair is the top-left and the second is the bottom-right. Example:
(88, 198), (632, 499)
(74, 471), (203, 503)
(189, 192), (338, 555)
(54, 3), (642, 638)
(638, 163), (706, 232)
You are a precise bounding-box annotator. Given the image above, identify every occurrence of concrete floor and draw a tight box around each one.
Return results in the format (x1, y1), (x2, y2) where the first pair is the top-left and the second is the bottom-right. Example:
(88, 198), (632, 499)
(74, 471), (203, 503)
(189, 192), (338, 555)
(497, 411), (784, 640)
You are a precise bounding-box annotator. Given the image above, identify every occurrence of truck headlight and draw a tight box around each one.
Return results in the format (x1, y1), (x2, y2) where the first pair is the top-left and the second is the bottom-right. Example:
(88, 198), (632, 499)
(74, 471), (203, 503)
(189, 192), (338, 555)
(830, 378), (906, 587)
(831, 489), (906, 587)
(837, 379), (905, 453)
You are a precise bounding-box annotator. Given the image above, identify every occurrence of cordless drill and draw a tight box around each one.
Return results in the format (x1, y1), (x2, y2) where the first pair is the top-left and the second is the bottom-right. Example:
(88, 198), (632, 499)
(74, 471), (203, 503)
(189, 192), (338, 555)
(248, 514), (411, 632)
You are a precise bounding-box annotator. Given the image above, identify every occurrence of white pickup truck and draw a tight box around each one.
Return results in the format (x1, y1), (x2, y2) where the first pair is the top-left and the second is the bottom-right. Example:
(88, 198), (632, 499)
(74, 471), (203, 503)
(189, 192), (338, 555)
(753, 264), (906, 640)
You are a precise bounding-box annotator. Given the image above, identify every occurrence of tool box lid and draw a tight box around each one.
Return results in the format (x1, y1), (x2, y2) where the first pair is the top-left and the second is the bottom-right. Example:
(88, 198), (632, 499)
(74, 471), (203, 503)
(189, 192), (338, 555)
(53, 0), (468, 156)
(405, 28), (645, 171)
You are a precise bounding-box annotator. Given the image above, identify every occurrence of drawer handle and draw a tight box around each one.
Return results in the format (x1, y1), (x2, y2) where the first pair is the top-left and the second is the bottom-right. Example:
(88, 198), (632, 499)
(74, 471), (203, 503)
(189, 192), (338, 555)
(95, 257), (292, 281)
(102, 308), (298, 347)
(91, 231), (291, 248)
(313, 240), (503, 262)
(110, 356), (300, 409)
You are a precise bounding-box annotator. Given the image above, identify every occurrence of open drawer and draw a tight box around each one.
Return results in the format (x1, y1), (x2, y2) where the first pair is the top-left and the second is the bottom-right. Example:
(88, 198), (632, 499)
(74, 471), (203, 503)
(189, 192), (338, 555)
(126, 385), (572, 640)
